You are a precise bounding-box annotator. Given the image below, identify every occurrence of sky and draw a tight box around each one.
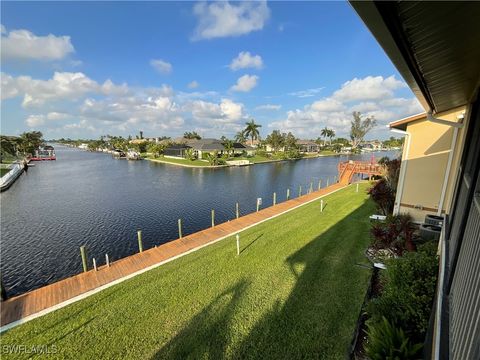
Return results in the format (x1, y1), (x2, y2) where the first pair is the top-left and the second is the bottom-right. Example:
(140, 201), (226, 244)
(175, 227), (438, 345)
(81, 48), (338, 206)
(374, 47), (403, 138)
(0, 1), (424, 140)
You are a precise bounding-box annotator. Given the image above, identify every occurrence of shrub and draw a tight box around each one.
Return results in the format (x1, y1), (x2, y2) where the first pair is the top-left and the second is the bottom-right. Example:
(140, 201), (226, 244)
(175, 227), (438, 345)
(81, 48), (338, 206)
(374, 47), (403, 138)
(368, 179), (395, 215)
(370, 214), (415, 255)
(366, 242), (438, 343)
(365, 317), (423, 360)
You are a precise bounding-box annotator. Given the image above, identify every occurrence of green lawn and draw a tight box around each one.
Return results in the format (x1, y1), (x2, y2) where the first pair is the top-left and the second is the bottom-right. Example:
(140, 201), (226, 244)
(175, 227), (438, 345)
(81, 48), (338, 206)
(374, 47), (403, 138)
(1, 184), (375, 359)
(146, 155), (214, 167)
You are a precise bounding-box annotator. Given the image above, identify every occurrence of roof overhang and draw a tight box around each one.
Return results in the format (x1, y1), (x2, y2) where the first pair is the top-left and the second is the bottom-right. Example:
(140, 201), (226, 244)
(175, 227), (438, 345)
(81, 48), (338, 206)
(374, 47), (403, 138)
(389, 112), (426, 131)
(350, 1), (480, 114)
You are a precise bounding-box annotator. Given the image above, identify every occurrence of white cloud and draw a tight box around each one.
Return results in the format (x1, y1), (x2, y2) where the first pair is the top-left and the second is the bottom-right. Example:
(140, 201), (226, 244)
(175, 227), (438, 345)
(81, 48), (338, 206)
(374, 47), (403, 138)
(2, 72), (128, 107)
(187, 80), (199, 89)
(288, 87), (324, 98)
(26, 115), (45, 127)
(189, 98), (244, 124)
(229, 51), (263, 71)
(270, 75), (422, 139)
(255, 104), (281, 111)
(333, 75), (406, 102)
(150, 59), (173, 74)
(192, 1), (270, 40)
(230, 74), (258, 92)
(47, 112), (69, 120)
(1, 26), (74, 61)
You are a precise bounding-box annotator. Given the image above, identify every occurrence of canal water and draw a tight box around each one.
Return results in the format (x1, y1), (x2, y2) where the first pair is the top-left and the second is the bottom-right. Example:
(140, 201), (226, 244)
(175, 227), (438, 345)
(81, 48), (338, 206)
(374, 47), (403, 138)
(0, 147), (398, 296)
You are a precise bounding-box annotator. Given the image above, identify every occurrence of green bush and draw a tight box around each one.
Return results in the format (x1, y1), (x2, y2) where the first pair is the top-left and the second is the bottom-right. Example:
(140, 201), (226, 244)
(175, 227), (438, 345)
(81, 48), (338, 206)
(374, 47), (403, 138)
(365, 317), (423, 360)
(366, 242), (438, 343)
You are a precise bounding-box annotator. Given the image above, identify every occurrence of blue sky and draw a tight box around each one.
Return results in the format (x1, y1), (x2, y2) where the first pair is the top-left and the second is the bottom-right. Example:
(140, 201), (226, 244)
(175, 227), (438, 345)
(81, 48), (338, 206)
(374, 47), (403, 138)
(1, 1), (423, 140)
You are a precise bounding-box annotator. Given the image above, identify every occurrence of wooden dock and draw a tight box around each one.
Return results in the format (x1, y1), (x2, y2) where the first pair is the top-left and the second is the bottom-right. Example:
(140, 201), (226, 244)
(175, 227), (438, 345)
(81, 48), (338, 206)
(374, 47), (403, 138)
(0, 182), (347, 330)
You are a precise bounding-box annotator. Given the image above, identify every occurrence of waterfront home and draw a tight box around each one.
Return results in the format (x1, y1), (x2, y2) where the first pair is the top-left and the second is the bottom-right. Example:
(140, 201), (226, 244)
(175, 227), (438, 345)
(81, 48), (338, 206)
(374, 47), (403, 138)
(389, 108), (466, 223)
(164, 138), (254, 159)
(352, 1), (479, 358)
(296, 140), (320, 153)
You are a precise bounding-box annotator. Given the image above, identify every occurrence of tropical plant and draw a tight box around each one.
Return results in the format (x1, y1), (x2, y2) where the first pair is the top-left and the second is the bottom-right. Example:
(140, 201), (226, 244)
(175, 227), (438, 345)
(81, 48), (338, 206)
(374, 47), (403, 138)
(327, 129), (335, 144)
(364, 317), (423, 360)
(243, 119), (262, 146)
(320, 127), (329, 146)
(350, 111), (377, 149)
(185, 148), (196, 161)
(366, 242), (438, 343)
(283, 132), (298, 151)
(18, 131), (44, 155)
(223, 140), (234, 157)
(370, 214), (415, 254)
(206, 151), (219, 165)
(234, 131), (247, 144)
(146, 143), (165, 158)
(183, 131), (201, 140)
(265, 130), (285, 153)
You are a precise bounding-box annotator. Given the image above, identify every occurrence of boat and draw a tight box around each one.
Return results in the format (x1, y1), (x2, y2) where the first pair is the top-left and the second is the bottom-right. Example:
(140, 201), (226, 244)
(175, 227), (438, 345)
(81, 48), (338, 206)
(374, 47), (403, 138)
(126, 149), (142, 160)
(112, 149), (126, 159)
(30, 145), (56, 161)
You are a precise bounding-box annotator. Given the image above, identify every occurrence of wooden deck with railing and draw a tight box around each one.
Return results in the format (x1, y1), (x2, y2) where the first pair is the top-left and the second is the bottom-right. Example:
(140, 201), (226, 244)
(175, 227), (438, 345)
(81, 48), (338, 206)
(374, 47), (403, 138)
(338, 161), (383, 185)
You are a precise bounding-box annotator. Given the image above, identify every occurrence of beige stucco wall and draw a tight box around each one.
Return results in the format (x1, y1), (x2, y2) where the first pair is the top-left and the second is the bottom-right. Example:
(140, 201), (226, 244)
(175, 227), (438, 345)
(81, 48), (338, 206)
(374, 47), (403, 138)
(397, 106), (466, 222)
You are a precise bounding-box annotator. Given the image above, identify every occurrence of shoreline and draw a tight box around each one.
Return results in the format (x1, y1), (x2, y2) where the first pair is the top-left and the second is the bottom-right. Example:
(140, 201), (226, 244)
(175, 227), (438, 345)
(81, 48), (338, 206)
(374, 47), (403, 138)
(144, 152), (344, 169)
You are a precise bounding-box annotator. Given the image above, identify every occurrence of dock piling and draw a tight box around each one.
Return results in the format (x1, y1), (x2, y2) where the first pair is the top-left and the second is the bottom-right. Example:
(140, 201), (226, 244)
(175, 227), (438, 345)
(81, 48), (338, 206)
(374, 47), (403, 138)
(137, 230), (143, 253)
(273, 192), (276, 206)
(105, 254), (110, 267)
(178, 219), (183, 239)
(80, 246), (88, 272)
(326, 178), (329, 187)
(286, 188), (290, 200)
(299, 185), (302, 197)
(309, 182), (313, 194)
(236, 234), (240, 256)
(236, 202), (239, 219)
(318, 179), (322, 190)
(93, 258), (98, 271)
(211, 209), (215, 227)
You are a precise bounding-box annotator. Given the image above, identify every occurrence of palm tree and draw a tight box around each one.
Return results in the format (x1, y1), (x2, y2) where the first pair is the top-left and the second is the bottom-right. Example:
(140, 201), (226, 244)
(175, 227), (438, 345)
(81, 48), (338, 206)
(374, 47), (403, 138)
(327, 129), (336, 145)
(234, 131), (247, 144)
(320, 127), (329, 146)
(243, 119), (262, 146)
(223, 140), (234, 158)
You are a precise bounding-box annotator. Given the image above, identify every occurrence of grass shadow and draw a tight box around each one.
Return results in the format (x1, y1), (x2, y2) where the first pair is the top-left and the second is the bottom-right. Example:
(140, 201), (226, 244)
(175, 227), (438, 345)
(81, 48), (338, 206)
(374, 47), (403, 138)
(240, 234), (264, 254)
(231, 201), (374, 358)
(151, 279), (250, 360)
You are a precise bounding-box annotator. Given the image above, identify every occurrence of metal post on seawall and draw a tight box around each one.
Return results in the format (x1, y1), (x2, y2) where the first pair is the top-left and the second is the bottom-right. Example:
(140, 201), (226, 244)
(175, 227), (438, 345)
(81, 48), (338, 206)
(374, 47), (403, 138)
(310, 182), (313, 194)
(299, 185), (302, 197)
(326, 178), (329, 187)
(273, 192), (276, 206)
(93, 258), (98, 271)
(80, 246), (88, 272)
(286, 188), (290, 200)
(318, 179), (322, 191)
(236, 202), (239, 219)
(236, 234), (240, 256)
(137, 230), (143, 253)
(178, 219), (183, 239)
(211, 209), (215, 227)
(105, 254), (110, 267)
